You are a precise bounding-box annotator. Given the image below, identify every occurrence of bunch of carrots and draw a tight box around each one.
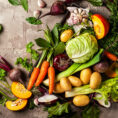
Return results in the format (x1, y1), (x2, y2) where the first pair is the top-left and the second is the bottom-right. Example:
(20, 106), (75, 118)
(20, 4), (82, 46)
(27, 49), (55, 94)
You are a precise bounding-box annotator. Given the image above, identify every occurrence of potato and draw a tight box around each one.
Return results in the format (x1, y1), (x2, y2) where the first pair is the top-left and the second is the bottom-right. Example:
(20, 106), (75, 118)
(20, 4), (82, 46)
(54, 83), (65, 93)
(60, 77), (72, 91)
(60, 29), (74, 42)
(90, 72), (102, 89)
(80, 68), (92, 84)
(73, 95), (90, 107)
(68, 76), (82, 87)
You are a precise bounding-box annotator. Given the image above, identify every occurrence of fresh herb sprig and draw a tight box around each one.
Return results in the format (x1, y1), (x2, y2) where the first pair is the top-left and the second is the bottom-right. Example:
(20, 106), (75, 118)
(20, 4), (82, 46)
(26, 17), (42, 25)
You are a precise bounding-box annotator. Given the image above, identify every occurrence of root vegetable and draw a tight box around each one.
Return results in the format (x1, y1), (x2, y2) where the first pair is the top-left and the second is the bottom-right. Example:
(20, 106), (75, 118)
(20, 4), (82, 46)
(90, 72), (102, 89)
(68, 76), (82, 87)
(54, 83), (65, 93)
(60, 77), (72, 91)
(80, 68), (92, 84)
(73, 95), (90, 107)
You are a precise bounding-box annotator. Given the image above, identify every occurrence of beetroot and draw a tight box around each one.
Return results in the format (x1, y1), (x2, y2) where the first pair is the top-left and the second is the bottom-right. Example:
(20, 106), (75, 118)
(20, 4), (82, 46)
(39, 1), (66, 19)
(53, 54), (71, 71)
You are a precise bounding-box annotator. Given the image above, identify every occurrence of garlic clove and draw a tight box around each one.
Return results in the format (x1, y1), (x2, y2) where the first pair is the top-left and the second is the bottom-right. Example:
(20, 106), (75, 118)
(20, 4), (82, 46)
(83, 15), (88, 18)
(81, 10), (86, 15)
(38, 0), (46, 8)
(74, 9), (78, 14)
(33, 10), (41, 19)
(78, 8), (83, 14)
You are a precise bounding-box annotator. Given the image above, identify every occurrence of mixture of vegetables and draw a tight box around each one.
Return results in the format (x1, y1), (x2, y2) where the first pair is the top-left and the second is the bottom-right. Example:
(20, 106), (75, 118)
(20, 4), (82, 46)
(0, 0), (118, 118)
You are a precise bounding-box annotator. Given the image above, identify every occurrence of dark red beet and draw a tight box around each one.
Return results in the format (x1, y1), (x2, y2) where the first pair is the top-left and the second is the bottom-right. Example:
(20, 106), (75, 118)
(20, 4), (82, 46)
(39, 1), (66, 19)
(64, 0), (77, 4)
(53, 54), (71, 71)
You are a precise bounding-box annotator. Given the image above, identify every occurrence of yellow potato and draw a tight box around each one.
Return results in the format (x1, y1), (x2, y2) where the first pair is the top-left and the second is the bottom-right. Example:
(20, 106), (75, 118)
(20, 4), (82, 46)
(68, 76), (82, 87)
(60, 77), (72, 91)
(60, 29), (74, 42)
(73, 95), (90, 107)
(54, 83), (65, 93)
(90, 72), (102, 89)
(80, 68), (92, 84)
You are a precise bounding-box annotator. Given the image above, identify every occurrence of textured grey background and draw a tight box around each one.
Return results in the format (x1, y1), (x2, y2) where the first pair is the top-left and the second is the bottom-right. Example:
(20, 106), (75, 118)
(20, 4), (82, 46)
(0, 0), (117, 118)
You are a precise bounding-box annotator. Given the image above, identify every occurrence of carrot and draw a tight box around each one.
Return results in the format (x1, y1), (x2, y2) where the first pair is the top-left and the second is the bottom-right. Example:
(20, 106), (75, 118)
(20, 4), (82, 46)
(48, 66), (55, 94)
(35, 61), (49, 87)
(27, 67), (40, 90)
(104, 50), (118, 61)
(27, 50), (47, 90)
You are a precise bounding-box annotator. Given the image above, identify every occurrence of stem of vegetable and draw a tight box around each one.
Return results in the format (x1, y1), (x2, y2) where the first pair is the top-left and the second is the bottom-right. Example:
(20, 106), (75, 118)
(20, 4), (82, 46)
(47, 49), (53, 62)
(72, 49), (104, 74)
(0, 86), (12, 94)
(0, 91), (16, 101)
(56, 63), (81, 81)
(0, 80), (10, 89)
(36, 50), (48, 68)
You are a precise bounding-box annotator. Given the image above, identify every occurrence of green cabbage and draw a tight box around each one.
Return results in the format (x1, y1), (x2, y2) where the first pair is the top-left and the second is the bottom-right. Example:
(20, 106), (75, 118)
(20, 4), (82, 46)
(66, 33), (98, 63)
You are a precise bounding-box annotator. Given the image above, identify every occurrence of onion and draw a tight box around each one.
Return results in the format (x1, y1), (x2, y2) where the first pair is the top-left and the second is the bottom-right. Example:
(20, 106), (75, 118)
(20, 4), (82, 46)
(38, 94), (58, 105)
(37, 0), (46, 8)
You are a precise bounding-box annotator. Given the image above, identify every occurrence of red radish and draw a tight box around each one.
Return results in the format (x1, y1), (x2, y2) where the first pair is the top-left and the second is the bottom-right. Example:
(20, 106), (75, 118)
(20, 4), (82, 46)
(53, 54), (71, 71)
(39, 1), (66, 19)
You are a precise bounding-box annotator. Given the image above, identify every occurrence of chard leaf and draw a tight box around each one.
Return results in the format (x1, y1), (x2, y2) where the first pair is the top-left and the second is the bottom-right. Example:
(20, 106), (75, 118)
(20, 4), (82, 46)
(54, 42), (65, 56)
(8, 0), (21, 6)
(26, 17), (42, 25)
(88, 0), (103, 6)
(82, 104), (100, 118)
(35, 38), (52, 48)
(45, 102), (70, 118)
(20, 0), (28, 12)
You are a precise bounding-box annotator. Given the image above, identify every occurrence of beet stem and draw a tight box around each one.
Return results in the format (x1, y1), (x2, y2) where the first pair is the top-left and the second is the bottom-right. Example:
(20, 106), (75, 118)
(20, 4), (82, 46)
(0, 63), (11, 72)
(38, 12), (51, 19)
(0, 56), (12, 69)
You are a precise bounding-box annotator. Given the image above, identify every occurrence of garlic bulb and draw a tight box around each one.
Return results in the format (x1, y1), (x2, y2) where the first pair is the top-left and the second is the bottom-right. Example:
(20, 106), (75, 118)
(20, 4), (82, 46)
(33, 10), (41, 19)
(67, 7), (90, 25)
(38, 0), (46, 8)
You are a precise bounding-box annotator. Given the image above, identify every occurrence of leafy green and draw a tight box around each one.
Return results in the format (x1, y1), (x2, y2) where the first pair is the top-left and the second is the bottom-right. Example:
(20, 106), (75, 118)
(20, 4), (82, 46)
(82, 105), (100, 118)
(27, 98), (36, 109)
(8, 0), (21, 6)
(44, 25), (54, 46)
(59, 23), (73, 32)
(65, 78), (118, 103)
(20, 0), (28, 12)
(35, 38), (52, 48)
(26, 17), (42, 25)
(15, 57), (33, 71)
(45, 102), (70, 118)
(52, 23), (61, 45)
(54, 42), (65, 56)
(66, 33), (98, 63)
(26, 42), (39, 61)
(88, 0), (103, 6)
(0, 69), (6, 81)
(98, 0), (118, 56)
(0, 24), (3, 33)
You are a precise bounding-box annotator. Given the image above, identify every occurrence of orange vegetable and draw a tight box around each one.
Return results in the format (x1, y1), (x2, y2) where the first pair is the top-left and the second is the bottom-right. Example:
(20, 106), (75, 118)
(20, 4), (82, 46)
(27, 67), (40, 90)
(105, 62), (118, 77)
(104, 50), (118, 61)
(92, 14), (109, 39)
(12, 82), (32, 99)
(6, 99), (27, 111)
(35, 61), (49, 87)
(48, 66), (55, 94)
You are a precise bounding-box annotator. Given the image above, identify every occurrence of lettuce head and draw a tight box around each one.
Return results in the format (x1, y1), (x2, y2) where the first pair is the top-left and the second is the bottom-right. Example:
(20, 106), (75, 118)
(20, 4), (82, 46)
(66, 33), (98, 63)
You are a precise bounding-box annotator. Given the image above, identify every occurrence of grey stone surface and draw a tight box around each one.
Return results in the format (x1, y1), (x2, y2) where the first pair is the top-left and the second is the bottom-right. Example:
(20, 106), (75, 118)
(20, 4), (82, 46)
(0, 0), (117, 118)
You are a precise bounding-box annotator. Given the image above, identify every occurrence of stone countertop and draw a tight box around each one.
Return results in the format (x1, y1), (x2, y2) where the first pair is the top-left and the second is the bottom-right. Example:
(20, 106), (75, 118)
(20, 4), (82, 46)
(0, 0), (118, 118)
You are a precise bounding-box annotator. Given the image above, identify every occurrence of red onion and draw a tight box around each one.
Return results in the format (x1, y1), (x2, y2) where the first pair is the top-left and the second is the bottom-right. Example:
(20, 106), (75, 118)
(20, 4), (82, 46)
(64, 0), (77, 4)
(39, 1), (66, 19)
